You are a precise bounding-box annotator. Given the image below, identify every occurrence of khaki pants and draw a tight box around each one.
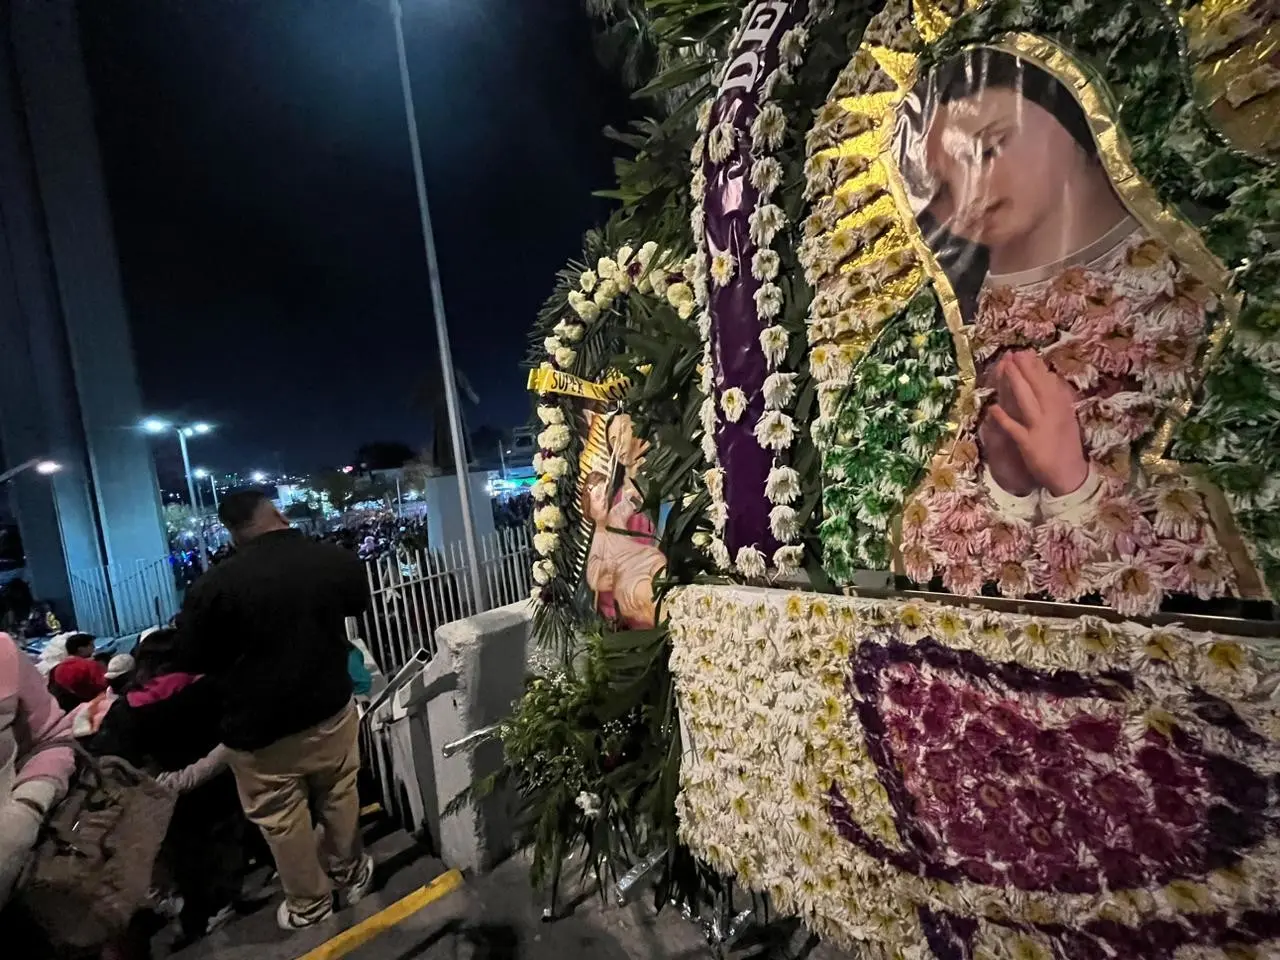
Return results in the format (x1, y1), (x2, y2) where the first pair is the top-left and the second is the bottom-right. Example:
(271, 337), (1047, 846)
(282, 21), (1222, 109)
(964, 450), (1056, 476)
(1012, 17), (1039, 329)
(228, 702), (363, 914)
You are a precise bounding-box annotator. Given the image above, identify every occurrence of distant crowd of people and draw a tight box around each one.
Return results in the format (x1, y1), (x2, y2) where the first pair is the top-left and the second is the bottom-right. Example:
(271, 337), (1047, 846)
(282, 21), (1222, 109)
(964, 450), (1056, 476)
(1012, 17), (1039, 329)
(1, 488), (380, 957)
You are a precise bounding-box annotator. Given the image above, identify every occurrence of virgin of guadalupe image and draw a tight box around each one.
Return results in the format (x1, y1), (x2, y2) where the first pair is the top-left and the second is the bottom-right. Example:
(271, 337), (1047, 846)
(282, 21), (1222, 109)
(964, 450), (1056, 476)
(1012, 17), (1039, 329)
(580, 413), (666, 630)
(890, 46), (1258, 615)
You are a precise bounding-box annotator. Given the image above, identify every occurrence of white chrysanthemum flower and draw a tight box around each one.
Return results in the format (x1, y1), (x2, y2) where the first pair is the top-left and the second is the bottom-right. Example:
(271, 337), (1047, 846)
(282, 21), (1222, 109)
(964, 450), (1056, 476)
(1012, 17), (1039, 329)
(651, 269), (671, 298)
(701, 431), (719, 461)
(752, 249), (780, 282)
(703, 467), (724, 498)
(779, 26), (807, 65)
(699, 396), (718, 434)
(708, 499), (729, 532)
(735, 546), (767, 579)
(531, 452), (544, 474)
(544, 335), (562, 355)
(710, 250), (737, 287)
(534, 505), (564, 531)
(750, 157), (783, 197)
(557, 321), (584, 343)
(532, 559), (555, 585)
(538, 425), (571, 453)
(637, 240), (659, 268)
(690, 134), (705, 166)
(593, 279), (620, 308)
(697, 311), (712, 338)
(536, 405), (564, 426)
(597, 257), (618, 280)
(755, 283), (783, 319)
(696, 98), (713, 132)
(616, 245), (634, 268)
(707, 121), (736, 163)
(699, 358), (713, 394)
(531, 479), (553, 502)
(751, 103), (786, 150)
(533, 531), (559, 557)
(574, 791), (602, 818)
(569, 297), (600, 323)
(709, 537), (731, 569)
(579, 270), (597, 293)
(762, 372), (797, 410)
(542, 456), (568, 478)
(774, 545), (804, 574)
(720, 387), (748, 423)
(765, 465), (801, 504)
(754, 410), (796, 451)
(769, 505), (799, 541)
(554, 347), (576, 368)
(666, 282), (696, 320)
(748, 204), (786, 246)
(759, 325), (789, 368)
(690, 166), (707, 202)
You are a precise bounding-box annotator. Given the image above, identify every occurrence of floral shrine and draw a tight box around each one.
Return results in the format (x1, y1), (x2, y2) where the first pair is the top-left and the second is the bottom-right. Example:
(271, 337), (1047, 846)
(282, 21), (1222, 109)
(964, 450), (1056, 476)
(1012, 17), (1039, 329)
(500, 1), (1280, 957)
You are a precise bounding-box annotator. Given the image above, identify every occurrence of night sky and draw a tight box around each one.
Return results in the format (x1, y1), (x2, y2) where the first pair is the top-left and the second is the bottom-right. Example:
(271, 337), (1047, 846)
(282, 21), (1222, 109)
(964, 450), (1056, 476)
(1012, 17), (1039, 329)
(77, 0), (627, 479)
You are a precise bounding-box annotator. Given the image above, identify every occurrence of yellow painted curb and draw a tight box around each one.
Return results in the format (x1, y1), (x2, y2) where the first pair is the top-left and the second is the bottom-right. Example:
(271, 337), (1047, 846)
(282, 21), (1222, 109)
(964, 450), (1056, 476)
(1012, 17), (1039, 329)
(296, 868), (465, 960)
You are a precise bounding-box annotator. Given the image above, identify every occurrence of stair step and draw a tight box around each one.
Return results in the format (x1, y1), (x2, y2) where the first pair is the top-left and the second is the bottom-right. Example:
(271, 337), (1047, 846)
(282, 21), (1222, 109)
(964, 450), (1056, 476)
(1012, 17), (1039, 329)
(162, 830), (448, 960)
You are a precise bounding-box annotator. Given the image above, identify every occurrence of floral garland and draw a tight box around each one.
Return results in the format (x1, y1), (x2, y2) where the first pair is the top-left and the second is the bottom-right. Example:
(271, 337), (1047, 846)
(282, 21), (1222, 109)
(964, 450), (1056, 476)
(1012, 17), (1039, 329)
(691, 0), (813, 578)
(528, 238), (690, 637)
(819, 289), (957, 581)
(668, 584), (1280, 958)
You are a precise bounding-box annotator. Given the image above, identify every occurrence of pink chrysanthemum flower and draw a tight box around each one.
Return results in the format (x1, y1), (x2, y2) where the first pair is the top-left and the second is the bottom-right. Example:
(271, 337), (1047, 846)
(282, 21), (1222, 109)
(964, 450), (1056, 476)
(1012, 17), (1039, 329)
(1036, 518), (1097, 572)
(1099, 552), (1164, 617)
(1090, 495), (1156, 557)
(1151, 482), (1207, 541)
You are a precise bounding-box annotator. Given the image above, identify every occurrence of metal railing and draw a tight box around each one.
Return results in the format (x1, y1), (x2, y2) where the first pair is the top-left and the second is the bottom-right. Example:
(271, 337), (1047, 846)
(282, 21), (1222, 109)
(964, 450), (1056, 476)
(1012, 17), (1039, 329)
(359, 525), (533, 675)
(69, 558), (180, 638)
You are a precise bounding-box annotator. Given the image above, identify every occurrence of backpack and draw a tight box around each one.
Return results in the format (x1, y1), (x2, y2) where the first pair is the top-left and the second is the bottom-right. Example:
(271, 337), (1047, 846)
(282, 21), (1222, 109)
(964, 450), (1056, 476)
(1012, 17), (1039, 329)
(17, 743), (175, 954)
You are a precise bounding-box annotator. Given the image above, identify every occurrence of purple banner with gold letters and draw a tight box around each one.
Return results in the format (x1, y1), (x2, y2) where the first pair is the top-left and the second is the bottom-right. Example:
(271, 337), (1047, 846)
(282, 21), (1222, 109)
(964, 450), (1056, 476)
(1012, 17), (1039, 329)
(700, 0), (804, 558)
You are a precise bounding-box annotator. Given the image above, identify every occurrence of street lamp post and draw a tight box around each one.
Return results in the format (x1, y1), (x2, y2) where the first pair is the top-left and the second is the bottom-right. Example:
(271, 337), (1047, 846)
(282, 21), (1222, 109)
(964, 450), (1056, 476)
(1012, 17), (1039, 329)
(0, 458), (61, 485)
(143, 419), (212, 570)
(193, 469), (219, 510)
(389, 0), (485, 615)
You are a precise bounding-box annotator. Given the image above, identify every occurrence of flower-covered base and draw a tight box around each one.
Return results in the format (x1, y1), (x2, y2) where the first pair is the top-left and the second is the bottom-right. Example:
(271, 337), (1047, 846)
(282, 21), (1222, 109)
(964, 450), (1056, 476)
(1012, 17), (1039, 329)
(668, 585), (1280, 959)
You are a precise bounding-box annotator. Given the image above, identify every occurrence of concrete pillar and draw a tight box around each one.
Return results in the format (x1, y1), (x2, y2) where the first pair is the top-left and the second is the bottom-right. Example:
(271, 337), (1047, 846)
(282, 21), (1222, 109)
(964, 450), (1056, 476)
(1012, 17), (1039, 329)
(10, 1), (170, 574)
(423, 471), (496, 551)
(0, 1), (172, 629)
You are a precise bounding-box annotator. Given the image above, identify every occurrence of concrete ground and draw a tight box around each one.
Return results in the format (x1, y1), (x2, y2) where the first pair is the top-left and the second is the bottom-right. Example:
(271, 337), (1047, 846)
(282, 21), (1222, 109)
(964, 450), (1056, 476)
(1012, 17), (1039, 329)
(353, 853), (857, 960)
(164, 835), (856, 960)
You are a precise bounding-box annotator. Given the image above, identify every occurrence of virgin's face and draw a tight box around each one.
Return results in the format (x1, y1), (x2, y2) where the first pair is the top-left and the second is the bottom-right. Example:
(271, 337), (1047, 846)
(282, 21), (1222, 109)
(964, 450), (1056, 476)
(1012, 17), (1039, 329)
(926, 87), (1085, 249)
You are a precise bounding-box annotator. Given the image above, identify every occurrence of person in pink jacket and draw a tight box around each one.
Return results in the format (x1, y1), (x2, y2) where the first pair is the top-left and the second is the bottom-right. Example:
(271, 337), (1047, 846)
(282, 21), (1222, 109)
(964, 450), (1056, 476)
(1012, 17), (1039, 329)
(0, 632), (75, 906)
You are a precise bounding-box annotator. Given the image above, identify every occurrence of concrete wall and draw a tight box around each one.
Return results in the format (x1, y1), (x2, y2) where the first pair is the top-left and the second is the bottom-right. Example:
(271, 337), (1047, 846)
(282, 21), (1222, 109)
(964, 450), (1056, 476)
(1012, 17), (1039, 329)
(374, 600), (533, 874)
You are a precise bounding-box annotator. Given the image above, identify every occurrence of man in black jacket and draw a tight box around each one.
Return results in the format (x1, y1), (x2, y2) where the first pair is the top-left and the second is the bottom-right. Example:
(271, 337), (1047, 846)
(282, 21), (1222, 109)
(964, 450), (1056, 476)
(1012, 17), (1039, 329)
(177, 488), (374, 931)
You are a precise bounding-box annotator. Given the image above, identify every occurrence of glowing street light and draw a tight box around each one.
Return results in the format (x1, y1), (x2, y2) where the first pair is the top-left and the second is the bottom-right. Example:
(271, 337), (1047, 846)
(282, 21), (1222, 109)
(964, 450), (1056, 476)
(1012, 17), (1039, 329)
(0, 458), (63, 485)
(141, 418), (215, 568)
(193, 468), (219, 509)
(250, 471), (268, 483)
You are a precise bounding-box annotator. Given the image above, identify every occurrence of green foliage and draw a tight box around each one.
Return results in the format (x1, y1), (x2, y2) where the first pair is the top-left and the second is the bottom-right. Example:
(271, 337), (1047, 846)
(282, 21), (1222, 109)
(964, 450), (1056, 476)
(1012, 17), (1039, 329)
(820, 289), (958, 578)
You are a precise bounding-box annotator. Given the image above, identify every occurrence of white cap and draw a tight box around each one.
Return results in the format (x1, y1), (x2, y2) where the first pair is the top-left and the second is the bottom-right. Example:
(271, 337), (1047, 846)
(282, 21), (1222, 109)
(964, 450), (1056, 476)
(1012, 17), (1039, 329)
(105, 654), (135, 680)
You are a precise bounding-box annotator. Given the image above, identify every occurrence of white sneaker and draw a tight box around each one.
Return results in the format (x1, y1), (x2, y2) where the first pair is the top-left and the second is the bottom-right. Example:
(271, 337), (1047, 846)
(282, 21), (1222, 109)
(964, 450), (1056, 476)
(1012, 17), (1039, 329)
(335, 854), (376, 910)
(276, 898), (334, 931)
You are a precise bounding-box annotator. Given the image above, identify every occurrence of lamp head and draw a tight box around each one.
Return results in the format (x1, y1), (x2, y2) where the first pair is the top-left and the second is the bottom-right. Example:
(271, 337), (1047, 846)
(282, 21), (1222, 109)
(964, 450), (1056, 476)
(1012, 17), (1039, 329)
(35, 461), (61, 475)
(141, 418), (171, 434)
